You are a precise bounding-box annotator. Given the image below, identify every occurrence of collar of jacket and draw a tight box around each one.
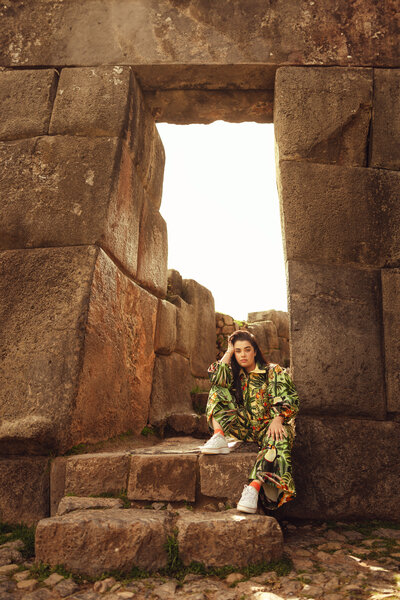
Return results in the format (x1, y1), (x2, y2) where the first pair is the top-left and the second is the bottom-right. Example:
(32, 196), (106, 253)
(239, 361), (267, 377)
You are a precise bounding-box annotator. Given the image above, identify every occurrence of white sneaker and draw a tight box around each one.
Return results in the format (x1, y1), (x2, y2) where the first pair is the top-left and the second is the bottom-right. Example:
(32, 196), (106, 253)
(236, 484), (259, 514)
(200, 433), (230, 454)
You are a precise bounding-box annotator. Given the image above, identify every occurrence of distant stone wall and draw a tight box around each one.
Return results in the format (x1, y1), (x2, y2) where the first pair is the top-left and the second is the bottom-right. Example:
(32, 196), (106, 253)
(216, 310), (290, 368)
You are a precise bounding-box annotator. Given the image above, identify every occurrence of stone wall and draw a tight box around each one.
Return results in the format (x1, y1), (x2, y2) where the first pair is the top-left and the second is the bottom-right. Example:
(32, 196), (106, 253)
(0, 67), (216, 523)
(216, 310), (290, 368)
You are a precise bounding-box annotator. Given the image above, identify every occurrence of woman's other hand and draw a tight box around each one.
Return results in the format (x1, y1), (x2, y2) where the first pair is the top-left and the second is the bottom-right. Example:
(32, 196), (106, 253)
(267, 415), (287, 441)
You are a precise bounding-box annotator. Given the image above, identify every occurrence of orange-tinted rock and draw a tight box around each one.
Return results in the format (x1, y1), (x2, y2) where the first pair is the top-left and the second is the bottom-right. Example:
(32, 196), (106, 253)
(0, 246), (157, 454)
(136, 202), (168, 296)
(63, 453), (130, 497)
(127, 454), (197, 501)
(154, 299), (177, 355)
(176, 510), (283, 567)
(35, 509), (174, 576)
(0, 69), (58, 141)
(199, 454), (258, 505)
(0, 457), (50, 525)
(148, 353), (193, 427)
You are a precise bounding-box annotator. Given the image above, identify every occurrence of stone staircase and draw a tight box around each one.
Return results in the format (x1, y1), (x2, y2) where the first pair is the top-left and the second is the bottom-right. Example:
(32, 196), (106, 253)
(35, 434), (284, 577)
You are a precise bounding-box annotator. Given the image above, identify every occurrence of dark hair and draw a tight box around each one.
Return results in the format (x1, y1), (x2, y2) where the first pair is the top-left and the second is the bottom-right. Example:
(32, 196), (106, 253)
(228, 330), (269, 405)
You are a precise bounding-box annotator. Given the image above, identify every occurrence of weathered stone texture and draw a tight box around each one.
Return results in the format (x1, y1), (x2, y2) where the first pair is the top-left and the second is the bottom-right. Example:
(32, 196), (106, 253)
(35, 509), (174, 576)
(1, 1), (397, 69)
(136, 203), (168, 296)
(0, 457), (49, 525)
(279, 416), (400, 520)
(148, 353), (194, 427)
(248, 309), (289, 339)
(167, 269), (183, 296)
(0, 69), (58, 141)
(0, 246), (157, 454)
(176, 510), (283, 567)
(278, 162), (400, 268)
(199, 454), (258, 504)
(0, 246), (96, 454)
(71, 249), (157, 443)
(381, 269), (400, 412)
(57, 496), (124, 516)
(171, 296), (192, 358)
(145, 89), (273, 124)
(166, 413), (209, 437)
(182, 279), (216, 377)
(63, 453), (130, 497)
(274, 67), (373, 166)
(127, 454), (197, 501)
(0, 136), (143, 276)
(288, 260), (385, 419)
(154, 299), (177, 355)
(49, 66), (133, 137)
(371, 69), (400, 170)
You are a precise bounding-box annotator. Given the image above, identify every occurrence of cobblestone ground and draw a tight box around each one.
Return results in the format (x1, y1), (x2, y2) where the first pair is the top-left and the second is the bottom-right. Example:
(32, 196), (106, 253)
(1, 519), (399, 600)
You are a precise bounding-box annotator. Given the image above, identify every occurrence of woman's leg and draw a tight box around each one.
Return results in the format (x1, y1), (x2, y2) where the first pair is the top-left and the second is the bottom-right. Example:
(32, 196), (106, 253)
(205, 385), (254, 441)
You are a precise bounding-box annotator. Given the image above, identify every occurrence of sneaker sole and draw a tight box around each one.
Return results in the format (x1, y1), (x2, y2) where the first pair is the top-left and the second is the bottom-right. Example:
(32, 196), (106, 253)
(199, 447), (230, 454)
(236, 503), (257, 514)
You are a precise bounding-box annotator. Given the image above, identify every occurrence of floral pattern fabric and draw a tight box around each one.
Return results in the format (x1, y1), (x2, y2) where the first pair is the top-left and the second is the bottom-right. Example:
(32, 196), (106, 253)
(206, 359), (300, 510)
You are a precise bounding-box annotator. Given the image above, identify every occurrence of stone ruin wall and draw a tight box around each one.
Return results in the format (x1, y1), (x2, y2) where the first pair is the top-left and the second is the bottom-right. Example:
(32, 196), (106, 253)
(0, 0), (399, 525)
(216, 310), (290, 368)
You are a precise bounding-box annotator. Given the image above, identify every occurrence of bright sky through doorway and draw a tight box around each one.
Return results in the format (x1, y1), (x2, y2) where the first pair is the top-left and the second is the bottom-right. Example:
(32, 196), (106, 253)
(156, 121), (287, 322)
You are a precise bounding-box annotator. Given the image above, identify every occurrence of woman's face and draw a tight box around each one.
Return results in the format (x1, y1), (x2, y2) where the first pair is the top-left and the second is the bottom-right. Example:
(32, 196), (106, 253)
(233, 339), (257, 372)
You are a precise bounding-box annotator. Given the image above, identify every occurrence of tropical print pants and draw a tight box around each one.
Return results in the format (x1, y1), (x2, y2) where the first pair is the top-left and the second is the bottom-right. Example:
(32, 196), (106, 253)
(206, 366), (298, 510)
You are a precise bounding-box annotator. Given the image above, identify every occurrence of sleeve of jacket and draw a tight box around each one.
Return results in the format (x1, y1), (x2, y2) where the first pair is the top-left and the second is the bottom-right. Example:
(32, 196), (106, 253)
(207, 360), (233, 389)
(269, 365), (300, 423)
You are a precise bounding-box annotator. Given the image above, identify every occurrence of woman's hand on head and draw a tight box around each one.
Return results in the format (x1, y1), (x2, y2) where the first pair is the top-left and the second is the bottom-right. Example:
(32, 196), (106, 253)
(266, 416), (287, 442)
(226, 339), (234, 356)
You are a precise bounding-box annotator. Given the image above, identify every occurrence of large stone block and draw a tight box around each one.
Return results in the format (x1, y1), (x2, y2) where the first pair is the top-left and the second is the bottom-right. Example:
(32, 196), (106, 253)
(277, 161), (400, 268)
(247, 320), (279, 356)
(49, 66), (134, 137)
(288, 260), (385, 419)
(0, 457), (50, 525)
(145, 89), (273, 124)
(199, 454), (258, 505)
(35, 509), (174, 576)
(0, 69), (58, 141)
(371, 69), (400, 170)
(62, 453), (130, 497)
(278, 416), (400, 520)
(0, 136), (143, 276)
(136, 203), (168, 296)
(127, 454), (197, 501)
(148, 353), (193, 427)
(0, 2), (397, 69)
(182, 279), (216, 378)
(171, 296), (192, 358)
(381, 269), (400, 412)
(154, 299), (177, 355)
(176, 510), (283, 567)
(274, 67), (372, 166)
(0, 246), (157, 454)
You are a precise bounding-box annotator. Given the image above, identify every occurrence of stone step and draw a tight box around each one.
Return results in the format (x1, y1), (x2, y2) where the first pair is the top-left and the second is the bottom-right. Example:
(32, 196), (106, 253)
(50, 438), (260, 515)
(35, 507), (283, 577)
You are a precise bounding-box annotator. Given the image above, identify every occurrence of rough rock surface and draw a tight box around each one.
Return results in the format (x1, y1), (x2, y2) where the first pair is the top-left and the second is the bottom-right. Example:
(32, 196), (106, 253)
(381, 268), (400, 412)
(57, 496), (124, 516)
(1, 1), (397, 69)
(0, 457), (50, 525)
(35, 509), (175, 576)
(154, 299), (177, 355)
(61, 453), (130, 497)
(199, 454), (258, 504)
(371, 68), (400, 169)
(128, 454), (198, 501)
(176, 509), (283, 567)
(287, 260), (385, 419)
(149, 353), (194, 427)
(0, 69), (58, 141)
(136, 203), (168, 296)
(274, 67), (373, 166)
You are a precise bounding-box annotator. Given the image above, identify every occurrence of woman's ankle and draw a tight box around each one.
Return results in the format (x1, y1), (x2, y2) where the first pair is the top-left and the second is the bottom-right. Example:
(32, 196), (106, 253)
(214, 427), (224, 436)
